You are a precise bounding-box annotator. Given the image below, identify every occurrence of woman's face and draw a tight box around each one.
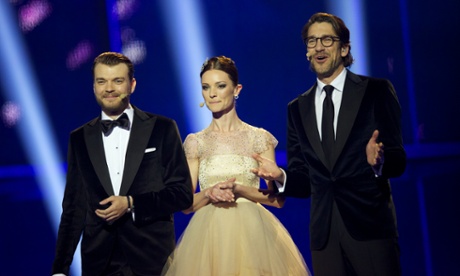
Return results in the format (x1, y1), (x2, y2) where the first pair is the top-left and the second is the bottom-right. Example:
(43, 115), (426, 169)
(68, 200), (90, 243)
(201, 69), (241, 114)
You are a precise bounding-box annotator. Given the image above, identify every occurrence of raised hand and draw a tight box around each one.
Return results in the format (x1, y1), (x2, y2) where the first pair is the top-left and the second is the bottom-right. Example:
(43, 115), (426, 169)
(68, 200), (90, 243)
(251, 153), (284, 182)
(366, 130), (385, 168)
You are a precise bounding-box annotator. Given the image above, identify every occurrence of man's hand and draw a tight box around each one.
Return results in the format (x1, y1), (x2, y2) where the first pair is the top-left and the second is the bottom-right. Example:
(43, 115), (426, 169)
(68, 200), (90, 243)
(366, 130), (385, 168)
(251, 154), (284, 183)
(95, 195), (129, 223)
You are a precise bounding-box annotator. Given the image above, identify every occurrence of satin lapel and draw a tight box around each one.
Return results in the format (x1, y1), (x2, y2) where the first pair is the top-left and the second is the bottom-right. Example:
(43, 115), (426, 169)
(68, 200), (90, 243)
(85, 118), (115, 196)
(119, 107), (156, 196)
(298, 85), (328, 168)
(332, 72), (367, 168)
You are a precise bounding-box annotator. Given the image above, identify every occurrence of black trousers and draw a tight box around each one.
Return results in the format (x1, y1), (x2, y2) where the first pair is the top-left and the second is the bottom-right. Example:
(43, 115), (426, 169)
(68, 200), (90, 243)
(311, 202), (401, 276)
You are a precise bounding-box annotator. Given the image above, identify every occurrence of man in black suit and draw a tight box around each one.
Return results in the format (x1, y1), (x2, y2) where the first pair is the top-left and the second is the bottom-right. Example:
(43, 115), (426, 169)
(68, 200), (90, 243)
(52, 52), (193, 276)
(252, 13), (406, 275)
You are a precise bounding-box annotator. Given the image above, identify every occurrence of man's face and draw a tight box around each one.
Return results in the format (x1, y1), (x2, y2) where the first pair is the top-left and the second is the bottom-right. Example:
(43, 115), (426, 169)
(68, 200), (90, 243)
(93, 63), (136, 117)
(306, 22), (348, 82)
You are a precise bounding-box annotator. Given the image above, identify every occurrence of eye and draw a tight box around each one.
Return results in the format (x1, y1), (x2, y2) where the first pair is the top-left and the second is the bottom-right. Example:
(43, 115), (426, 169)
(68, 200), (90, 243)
(96, 80), (106, 85)
(322, 36), (333, 43)
(114, 79), (124, 84)
(202, 85), (209, 90)
(218, 84), (227, 89)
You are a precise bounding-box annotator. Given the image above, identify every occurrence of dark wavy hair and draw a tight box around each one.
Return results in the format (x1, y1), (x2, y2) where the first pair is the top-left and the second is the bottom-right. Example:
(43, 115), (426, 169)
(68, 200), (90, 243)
(200, 56), (239, 86)
(301, 12), (354, 67)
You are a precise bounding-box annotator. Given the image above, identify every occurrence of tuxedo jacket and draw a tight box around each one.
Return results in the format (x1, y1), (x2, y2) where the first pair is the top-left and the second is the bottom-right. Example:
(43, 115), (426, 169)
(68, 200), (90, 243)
(52, 106), (193, 275)
(283, 70), (406, 250)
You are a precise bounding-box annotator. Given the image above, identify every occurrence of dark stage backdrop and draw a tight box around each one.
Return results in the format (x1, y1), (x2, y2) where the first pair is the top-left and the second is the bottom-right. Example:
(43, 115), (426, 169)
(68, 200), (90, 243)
(1, 0), (459, 275)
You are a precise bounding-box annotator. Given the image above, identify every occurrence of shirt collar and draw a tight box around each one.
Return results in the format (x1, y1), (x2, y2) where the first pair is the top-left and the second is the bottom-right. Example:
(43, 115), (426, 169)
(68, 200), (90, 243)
(316, 68), (347, 94)
(101, 104), (134, 126)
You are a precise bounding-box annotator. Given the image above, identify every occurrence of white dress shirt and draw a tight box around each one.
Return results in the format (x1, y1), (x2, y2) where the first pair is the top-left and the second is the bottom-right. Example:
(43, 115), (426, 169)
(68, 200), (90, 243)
(277, 69), (347, 192)
(101, 106), (134, 195)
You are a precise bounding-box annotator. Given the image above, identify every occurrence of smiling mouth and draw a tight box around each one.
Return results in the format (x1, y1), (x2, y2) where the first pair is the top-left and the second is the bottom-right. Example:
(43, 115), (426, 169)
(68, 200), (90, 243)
(315, 55), (328, 62)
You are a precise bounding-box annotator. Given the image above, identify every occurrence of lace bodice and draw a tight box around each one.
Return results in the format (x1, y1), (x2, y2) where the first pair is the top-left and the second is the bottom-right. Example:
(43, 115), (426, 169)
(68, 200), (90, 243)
(183, 122), (277, 191)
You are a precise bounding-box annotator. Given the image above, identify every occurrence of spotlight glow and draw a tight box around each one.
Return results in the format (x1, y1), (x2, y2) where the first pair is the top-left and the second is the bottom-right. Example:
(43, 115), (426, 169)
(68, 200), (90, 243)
(158, 0), (212, 133)
(18, 0), (52, 32)
(66, 40), (94, 70)
(2, 101), (21, 127)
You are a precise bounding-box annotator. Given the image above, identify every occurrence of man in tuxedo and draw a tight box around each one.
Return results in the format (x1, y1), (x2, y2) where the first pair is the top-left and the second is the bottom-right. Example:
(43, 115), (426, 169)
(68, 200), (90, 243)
(52, 52), (193, 276)
(252, 13), (406, 275)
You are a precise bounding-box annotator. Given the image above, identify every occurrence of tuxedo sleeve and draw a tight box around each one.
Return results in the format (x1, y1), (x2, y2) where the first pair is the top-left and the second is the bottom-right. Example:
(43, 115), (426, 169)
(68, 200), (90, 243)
(132, 119), (193, 224)
(282, 100), (312, 198)
(52, 135), (86, 275)
(375, 79), (406, 178)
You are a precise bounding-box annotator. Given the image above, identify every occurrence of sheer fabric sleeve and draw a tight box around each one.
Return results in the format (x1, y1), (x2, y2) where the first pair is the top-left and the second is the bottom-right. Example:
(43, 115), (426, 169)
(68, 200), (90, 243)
(183, 133), (199, 159)
(253, 128), (278, 154)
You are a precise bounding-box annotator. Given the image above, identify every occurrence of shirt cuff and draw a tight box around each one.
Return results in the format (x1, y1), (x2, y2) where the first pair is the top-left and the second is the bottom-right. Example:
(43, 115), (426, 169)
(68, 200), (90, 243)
(372, 164), (383, 177)
(275, 168), (287, 193)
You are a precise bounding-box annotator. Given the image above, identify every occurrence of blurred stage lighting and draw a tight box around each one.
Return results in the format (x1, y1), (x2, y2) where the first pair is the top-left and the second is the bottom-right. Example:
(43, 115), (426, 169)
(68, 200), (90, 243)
(1, 101), (21, 127)
(158, 0), (212, 133)
(18, 0), (52, 32)
(66, 40), (95, 70)
(0, 1), (81, 274)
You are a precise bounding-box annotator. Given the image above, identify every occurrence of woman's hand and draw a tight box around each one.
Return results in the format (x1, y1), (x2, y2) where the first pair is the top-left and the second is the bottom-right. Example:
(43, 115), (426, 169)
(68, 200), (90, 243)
(206, 178), (236, 203)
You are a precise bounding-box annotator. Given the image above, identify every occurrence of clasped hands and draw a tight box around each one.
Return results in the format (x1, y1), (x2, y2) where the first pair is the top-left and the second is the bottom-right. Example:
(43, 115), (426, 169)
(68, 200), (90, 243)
(205, 178), (237, 203)
(95, 195), (131, 223)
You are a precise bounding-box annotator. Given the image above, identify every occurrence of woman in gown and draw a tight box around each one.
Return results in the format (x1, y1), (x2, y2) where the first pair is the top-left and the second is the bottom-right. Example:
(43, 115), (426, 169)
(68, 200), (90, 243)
(162, 56), (310, 276)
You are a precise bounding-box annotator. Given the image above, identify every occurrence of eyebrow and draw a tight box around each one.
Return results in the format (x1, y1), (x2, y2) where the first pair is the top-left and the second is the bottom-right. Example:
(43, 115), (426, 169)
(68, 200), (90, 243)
(95, 77), (126, 81)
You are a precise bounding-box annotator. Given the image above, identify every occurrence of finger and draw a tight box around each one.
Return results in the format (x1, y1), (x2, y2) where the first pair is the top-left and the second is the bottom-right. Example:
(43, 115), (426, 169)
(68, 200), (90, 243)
(95, 210), (104, 217)
(252, 153), (262, 162)
(99, 198), (110, 205)
(369, 130), (379, 144)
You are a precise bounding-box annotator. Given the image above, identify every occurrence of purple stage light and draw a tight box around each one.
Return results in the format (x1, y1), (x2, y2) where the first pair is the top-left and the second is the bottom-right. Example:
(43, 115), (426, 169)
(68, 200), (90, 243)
(18, 0), (52, 32)
(66, 40), (94, 70)
(2, 101), (21, 127)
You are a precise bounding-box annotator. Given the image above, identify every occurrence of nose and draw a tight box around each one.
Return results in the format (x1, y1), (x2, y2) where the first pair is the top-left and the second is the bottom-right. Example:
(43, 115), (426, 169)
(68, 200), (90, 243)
(314, 39), (325, 51)
(208, 87), (217, 98)
(105, 81), (115, 92)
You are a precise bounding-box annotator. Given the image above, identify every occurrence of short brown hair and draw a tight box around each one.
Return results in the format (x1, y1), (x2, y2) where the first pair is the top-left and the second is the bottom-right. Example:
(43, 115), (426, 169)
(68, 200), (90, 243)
(92, 52), (134, 80)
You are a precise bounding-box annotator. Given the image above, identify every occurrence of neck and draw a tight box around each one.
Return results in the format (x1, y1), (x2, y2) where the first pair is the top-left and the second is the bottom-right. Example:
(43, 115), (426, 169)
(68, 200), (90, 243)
(209, 113), (243, 132)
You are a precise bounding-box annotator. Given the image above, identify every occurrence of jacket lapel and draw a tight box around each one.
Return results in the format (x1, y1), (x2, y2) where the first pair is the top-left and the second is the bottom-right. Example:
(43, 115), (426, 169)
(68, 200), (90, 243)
(331, 71), (367, 169)
(85, 117), (115, 196)
(298, 84), (329, 168)
(119, 107), (157, 196)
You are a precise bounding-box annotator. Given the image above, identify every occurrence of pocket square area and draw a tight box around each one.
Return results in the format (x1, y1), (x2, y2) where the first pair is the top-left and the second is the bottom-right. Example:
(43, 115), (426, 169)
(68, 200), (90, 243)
(145, 147), (157, 153)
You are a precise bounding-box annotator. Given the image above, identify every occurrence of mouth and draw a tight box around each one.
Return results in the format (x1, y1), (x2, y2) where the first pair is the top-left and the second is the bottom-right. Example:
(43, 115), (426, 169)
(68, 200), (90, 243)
(315, 54), (328, 63)
(104, 94), (123, 99)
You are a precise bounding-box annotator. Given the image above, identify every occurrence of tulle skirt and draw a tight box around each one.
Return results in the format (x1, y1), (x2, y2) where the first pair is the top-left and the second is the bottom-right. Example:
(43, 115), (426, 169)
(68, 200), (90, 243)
(162, 198), (310, 276)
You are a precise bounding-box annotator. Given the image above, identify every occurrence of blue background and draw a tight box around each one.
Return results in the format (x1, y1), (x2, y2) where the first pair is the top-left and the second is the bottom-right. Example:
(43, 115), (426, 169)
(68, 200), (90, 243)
(1, 0), (459, 275)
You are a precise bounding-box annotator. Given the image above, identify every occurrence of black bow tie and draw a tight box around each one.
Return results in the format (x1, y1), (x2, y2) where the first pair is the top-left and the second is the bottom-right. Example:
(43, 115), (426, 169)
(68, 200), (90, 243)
(100, 113), (130, 136)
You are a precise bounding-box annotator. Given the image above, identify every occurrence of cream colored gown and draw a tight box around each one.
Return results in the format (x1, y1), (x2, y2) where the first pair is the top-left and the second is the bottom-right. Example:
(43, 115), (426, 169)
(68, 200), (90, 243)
(162, 123), (310, 276)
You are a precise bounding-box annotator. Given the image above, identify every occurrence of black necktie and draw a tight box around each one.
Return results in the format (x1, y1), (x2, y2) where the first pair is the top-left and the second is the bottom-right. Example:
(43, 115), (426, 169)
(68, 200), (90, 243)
(100, 113), (130, 136)
(322, 85), (335, 169)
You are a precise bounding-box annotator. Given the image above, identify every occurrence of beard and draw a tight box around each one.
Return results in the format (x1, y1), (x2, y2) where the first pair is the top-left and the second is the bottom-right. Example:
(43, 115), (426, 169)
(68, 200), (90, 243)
(96, 93), (130, 116)
(310, 56), (342, 79)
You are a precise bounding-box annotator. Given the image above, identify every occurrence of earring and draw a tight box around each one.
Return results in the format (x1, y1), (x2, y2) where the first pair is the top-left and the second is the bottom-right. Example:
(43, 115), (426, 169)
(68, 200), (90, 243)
(234, 95), (239, 100)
